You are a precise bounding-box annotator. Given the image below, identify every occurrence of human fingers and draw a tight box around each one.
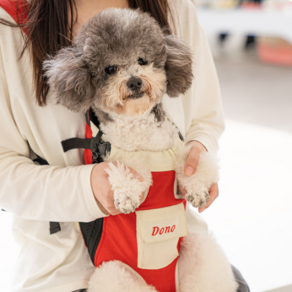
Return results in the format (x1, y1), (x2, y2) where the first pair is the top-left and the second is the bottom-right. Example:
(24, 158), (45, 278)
(126, 166), (144, 182)
(184, 141), (207, 176)
(92, 163), (146, 215)
(116, 165), (145, 202)
(178, 184), (187, 197)
(198, 183), (219, 213)
(184, 146), (201, 176)
(91, 163), (122, 215)
(100, 188), (123, 215)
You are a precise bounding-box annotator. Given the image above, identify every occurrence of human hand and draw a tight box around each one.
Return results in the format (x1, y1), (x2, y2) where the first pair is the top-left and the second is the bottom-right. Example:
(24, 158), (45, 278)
(179, 140), (219, 213)
(90, 162), (144, 215)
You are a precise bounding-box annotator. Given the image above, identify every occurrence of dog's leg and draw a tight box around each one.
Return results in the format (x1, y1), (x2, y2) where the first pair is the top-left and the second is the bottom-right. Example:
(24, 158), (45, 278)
(175, 144), (219, 208)
(178, 233), (238, 292)
(87, 261), (158, 292)
(105, 162), (152, 214)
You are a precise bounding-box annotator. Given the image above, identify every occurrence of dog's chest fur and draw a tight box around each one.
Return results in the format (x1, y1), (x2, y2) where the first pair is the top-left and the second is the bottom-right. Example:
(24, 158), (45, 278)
(99, 111), (179, 152)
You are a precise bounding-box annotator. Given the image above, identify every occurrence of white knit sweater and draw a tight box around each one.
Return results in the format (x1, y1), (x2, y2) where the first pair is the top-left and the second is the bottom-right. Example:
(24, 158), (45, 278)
(0, 0), (224, 291)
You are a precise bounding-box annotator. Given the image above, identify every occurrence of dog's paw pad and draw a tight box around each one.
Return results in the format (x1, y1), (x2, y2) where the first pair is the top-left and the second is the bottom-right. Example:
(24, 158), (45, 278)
(114, 193), (140, 214)
(204, 191), (210, 202)
(186, 190), (210, 208)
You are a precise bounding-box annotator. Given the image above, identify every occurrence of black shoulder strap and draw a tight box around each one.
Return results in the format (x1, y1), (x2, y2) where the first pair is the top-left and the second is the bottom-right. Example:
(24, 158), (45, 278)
(61, 108), (101, 153)
(61, 108), (111, 163)
(86, 107), (100, 128)
(33, 154), (49, 165)
(61, 138), (92, 152)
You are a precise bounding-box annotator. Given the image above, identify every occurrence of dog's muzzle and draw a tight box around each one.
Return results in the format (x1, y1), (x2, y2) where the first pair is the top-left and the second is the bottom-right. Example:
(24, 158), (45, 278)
(127, 77), (144, 99)
(128, 92), (144, 99)
(127, 77), (142, 92)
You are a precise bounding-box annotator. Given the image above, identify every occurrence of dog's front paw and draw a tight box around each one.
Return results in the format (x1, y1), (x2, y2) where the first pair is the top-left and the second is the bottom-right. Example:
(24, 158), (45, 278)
(175, 150), (219, 209)
(105, 162), (149, 214)
(185, 187), (210, 208)
(114, 191), (141, 214)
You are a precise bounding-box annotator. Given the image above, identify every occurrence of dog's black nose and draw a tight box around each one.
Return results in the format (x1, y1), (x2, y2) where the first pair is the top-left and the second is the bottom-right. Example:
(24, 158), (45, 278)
(127, 77), (142, 91)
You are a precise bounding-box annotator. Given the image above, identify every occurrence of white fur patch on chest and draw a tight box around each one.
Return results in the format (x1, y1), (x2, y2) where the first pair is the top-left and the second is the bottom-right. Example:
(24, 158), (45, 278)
(100, 112), (179, 152)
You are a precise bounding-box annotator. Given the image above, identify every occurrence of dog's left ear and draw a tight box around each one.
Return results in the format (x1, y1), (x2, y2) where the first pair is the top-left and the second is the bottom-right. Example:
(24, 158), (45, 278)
(164, 34), (193, 97)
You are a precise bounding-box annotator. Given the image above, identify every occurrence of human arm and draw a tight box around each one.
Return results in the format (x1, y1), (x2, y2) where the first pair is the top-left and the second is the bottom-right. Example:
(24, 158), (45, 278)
(0, 8), (112, 222)
(184, 24), (223, 212)
(169, 0), (225, 211)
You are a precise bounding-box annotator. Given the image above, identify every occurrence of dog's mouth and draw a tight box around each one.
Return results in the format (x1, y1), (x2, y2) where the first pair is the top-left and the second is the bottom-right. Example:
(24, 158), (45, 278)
(128, 92), (144, 99)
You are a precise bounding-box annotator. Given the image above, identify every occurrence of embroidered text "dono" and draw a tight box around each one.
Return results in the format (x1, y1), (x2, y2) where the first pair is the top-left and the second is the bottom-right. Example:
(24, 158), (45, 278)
(152, 225), (176, 236)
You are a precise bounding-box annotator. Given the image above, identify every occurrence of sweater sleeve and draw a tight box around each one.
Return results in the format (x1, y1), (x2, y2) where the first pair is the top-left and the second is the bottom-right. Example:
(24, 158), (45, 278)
(0, 8), (107, 222)
(170, 0), (225, 152)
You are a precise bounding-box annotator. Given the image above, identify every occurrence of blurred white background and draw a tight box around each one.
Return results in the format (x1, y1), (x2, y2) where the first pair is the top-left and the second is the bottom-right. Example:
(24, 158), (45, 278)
(201, 57), (292, 292)
(195, 1), (292, 291)
(1, 0), (292, 291)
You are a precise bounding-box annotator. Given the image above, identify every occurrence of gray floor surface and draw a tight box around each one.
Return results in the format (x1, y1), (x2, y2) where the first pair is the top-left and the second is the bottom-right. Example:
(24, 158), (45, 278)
(216, 54), (292, 134)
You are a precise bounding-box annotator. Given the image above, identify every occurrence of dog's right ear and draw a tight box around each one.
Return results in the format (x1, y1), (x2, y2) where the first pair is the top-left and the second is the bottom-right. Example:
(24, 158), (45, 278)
(43, 46), (95, 113)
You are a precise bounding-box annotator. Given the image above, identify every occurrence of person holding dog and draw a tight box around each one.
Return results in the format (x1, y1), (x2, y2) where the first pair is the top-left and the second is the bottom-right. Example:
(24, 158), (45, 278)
(0, 0), (249, 291)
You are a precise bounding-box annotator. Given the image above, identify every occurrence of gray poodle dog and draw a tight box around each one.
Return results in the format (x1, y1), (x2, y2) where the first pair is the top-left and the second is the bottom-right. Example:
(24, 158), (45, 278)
(45, 7), (191, 117)
(44, 8), (238, 292)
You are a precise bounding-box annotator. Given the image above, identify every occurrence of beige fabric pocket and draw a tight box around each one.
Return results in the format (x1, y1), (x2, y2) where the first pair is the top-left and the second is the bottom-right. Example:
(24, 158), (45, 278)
(136, 203), (188, 270)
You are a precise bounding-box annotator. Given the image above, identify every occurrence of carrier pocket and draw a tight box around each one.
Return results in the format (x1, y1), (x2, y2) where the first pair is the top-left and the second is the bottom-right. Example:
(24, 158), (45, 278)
(136, 203), (188, 270)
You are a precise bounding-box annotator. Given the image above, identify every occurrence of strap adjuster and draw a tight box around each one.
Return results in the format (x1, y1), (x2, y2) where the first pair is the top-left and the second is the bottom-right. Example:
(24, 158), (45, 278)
(90, 131), (111, 163)
(61, 131), (111, 164)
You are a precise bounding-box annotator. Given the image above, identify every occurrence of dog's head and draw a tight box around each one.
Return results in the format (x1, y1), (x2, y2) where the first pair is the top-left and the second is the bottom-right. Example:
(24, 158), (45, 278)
(44, 8), (193, 117)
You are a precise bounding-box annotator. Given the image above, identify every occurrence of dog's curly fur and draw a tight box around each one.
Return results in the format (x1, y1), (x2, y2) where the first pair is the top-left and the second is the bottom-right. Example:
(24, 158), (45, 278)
(44, 8), (238, 292)
(44, 8), (192, 116)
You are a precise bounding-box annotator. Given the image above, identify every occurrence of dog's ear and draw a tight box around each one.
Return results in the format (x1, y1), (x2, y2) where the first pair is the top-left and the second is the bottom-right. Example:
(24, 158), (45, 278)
(164, 35), (193, 97)
(43, 46), (95, 113)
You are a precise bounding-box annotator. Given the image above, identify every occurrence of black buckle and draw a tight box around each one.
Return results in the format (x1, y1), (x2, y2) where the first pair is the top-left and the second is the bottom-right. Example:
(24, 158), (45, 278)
(90, 131), (111, 163)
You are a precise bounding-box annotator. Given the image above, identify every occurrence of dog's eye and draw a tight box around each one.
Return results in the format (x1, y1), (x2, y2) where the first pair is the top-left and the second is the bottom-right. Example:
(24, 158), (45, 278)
(138, 58), (148, 66)
(105, 65), (117, 75)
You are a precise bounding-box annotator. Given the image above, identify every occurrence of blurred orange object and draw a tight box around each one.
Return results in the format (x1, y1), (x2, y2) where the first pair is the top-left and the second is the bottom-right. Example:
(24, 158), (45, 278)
(241, 3), (261, 9)
(257, 37), (292, 66)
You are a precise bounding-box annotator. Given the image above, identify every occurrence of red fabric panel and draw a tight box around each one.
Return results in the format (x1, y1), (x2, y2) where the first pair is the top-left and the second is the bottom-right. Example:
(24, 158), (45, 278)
(136, 171), (185, 211)
(84, 123), (93, 165)
(0, 0), (29, 35)
(94, 171), (185, 292)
